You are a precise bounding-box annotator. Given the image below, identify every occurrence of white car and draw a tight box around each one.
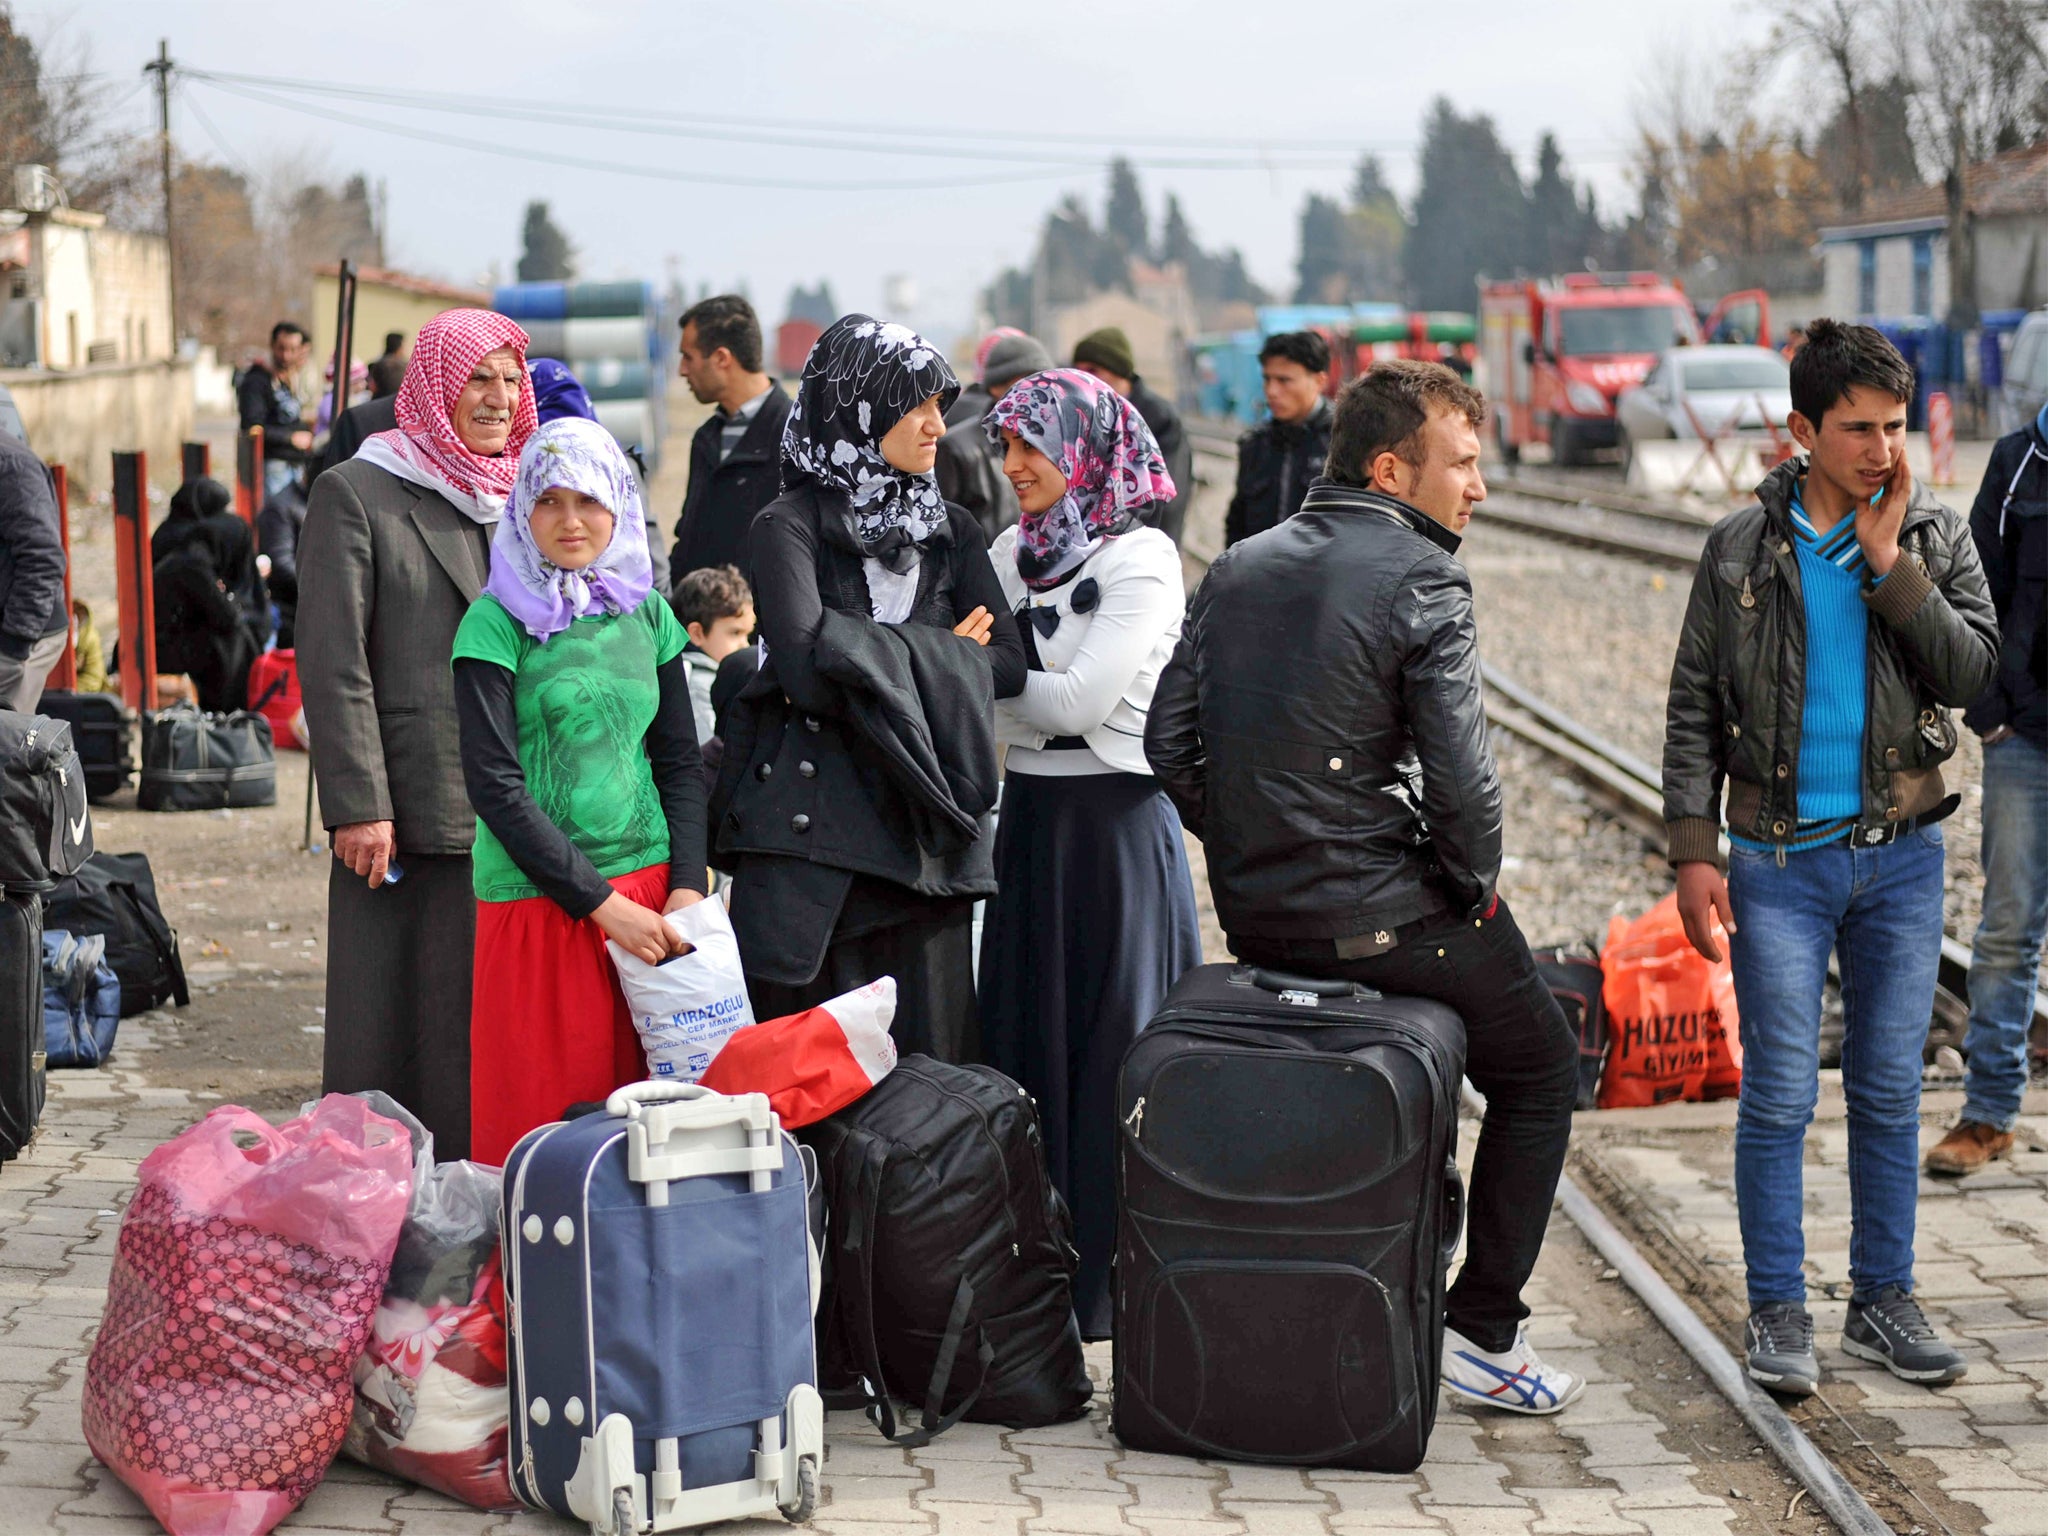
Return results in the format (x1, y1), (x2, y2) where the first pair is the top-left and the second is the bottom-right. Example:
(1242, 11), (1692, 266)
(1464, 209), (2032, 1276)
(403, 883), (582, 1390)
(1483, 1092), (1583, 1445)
(1614, 346), (1793, 473)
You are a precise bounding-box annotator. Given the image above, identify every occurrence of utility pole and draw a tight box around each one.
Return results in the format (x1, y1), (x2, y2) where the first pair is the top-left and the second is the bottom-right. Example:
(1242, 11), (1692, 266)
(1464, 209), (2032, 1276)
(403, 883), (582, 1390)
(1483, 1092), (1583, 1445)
(143, 40), (177, 346)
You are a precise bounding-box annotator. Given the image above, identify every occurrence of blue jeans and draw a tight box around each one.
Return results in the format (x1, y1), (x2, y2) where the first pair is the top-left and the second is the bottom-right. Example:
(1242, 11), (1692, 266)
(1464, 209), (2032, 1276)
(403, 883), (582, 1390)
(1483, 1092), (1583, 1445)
(1962, 733), (2048, 1131)
(1727, 827), (1946, 1306)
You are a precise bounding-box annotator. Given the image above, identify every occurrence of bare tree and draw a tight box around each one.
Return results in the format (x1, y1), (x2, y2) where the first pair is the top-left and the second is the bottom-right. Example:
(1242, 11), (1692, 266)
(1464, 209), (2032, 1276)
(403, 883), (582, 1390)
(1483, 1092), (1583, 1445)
(1774, 0), (1871, 211)
(1892, 0), (2048, 326)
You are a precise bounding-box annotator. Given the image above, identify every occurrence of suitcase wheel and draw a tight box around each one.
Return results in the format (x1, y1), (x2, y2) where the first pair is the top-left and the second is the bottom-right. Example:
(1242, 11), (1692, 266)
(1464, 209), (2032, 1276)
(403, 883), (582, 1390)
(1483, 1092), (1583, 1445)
(779, 1455), (818, 1523)
(612, 1487), (635, 1536)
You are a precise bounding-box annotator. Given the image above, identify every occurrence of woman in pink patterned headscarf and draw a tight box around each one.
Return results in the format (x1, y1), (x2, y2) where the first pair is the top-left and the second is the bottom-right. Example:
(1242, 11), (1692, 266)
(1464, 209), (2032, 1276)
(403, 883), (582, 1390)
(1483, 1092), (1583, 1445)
(977, 366), (1202, 1342)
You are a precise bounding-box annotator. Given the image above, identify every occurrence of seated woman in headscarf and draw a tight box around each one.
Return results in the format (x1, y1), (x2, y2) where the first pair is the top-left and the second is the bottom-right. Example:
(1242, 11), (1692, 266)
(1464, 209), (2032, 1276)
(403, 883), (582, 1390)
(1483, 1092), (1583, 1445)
(978, 368), (1203, 1339)
(151, 476), (267, 711)
(297, 306), (538, 1160)
(711, 314), (1025, 1062)
(454, 417), (707, 1164)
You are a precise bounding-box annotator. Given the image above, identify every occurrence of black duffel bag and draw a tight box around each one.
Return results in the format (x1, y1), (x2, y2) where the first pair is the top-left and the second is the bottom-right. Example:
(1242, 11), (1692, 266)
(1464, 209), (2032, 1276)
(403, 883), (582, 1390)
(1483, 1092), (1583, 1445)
(138, 702), (275, 812)
(43, 852), (188, 1016)
(0, 708), (92, 894)
(800, 1055), (1093, 1447)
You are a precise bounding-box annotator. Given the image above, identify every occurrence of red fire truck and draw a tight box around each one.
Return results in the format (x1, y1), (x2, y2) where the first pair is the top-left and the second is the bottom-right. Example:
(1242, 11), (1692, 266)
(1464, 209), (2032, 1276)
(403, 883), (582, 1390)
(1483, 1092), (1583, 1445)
(1480, 273), (1770, 466)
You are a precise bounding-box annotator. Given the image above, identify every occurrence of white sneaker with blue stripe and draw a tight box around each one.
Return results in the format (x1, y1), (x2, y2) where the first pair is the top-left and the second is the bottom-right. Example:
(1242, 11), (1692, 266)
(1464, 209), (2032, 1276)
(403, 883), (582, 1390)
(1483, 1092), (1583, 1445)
(1441, 1326), (1586, 1415)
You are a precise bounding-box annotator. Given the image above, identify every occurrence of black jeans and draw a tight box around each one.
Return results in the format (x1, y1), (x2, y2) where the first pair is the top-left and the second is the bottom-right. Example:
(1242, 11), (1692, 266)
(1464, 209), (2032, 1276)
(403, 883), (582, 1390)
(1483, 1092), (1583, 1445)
(1236, 897), (1577, 1353)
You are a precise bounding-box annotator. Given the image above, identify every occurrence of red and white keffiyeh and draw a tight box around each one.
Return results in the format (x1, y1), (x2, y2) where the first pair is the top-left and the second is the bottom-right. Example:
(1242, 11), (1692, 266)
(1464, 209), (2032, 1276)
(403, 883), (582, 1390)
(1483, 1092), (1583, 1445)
(357, 308), (536, 523)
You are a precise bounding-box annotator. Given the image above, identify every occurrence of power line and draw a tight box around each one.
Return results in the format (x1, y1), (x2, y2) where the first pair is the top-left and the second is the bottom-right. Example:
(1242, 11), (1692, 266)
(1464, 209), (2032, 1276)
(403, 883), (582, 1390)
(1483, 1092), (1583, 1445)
(185, 75), (1096, 192)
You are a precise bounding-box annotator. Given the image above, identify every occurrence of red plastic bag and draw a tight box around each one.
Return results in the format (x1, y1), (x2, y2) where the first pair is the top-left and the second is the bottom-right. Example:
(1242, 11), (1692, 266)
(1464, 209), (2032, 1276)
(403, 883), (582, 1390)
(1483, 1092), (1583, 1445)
(698, 976), (899, 1127)
(247, 650), (304, 750)
(83, 1095), (414, 1536)
(1596, 894), (1742, 1109)
(343, 1093), (515, 1511)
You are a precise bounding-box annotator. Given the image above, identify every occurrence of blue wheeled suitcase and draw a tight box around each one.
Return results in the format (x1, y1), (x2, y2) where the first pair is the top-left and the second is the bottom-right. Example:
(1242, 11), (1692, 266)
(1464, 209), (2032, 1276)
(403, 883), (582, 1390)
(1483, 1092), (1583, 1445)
(503, 1082), (824, 1535)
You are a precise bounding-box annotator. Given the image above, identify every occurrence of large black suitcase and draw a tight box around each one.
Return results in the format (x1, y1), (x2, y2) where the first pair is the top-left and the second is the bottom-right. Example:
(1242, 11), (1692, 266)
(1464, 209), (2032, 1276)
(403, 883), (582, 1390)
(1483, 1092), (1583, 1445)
(36, 690), (133, 802)
(0, 893), (47, 1160)
(801, 1056), (1093, 1446)
(1113, 963), (1467, 1472)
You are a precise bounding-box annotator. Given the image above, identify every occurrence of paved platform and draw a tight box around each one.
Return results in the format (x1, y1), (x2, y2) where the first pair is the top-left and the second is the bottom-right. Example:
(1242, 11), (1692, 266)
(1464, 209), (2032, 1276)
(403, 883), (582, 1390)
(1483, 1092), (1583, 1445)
(0, 1016), (1798, 1536)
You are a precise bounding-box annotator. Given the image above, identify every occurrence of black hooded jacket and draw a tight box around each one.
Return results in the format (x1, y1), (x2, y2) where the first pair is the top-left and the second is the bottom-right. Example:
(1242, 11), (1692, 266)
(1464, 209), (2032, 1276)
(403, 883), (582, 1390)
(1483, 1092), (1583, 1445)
(1965, 417), (2048, 745)
(1225, 398), (1335, 547)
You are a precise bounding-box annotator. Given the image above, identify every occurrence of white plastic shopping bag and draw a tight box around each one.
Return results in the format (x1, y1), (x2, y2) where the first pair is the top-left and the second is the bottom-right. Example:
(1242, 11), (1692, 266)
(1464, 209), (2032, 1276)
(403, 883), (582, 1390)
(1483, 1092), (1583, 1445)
(606, 898), (757, 1081)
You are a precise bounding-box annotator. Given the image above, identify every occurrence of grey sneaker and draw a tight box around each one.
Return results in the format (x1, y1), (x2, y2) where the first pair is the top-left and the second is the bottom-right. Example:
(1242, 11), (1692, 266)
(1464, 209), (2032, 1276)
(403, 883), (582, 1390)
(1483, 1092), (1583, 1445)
(1745, 1301), (1818, 1395)
(1841, 1287), (1967, 1385)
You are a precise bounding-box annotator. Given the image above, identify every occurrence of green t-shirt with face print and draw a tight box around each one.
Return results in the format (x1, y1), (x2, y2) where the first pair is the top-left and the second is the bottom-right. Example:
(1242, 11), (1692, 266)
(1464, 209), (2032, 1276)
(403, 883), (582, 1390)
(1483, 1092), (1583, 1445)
(452, 594), (687, 903)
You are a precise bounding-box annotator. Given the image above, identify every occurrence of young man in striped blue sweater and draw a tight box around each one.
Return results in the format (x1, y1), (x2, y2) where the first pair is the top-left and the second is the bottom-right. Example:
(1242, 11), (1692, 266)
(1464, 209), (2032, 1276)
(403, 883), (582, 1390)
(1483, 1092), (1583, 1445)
(1662, 321), (1999, 1395)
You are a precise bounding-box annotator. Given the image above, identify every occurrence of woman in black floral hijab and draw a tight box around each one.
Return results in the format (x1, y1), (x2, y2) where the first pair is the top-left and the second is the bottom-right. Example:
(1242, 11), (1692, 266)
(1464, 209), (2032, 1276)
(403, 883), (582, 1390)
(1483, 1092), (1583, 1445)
(713, 315), (1025, 1062)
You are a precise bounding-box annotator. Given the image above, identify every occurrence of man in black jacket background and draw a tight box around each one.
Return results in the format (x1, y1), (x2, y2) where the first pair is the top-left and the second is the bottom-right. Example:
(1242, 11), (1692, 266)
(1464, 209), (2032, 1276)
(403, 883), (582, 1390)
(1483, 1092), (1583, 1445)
(1071, 326), (1193, 548)
(1145, 360), (1582, 1415)
(1224, 331), (1336, 547)
(670, 295), (791, 588)
(0, 429), (63, 711)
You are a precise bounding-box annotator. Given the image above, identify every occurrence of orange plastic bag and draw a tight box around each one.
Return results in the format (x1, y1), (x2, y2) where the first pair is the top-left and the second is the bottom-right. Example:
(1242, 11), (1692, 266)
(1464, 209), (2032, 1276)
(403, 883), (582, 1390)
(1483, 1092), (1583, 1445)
(1596, 893), (1742, 1109)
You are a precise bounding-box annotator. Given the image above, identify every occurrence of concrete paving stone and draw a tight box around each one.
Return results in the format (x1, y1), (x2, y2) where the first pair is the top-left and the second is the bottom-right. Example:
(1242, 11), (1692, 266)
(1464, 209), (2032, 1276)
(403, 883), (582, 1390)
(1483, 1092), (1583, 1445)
(807, 1523), (937, 1536)
(1521, 1488), (1647, 1534)
(1949, 1489), (2048, 1536)
(1943, 1380), (2048, 1421)
(490, 1511), (576, 1536)
(1823, 1360), (1971, 1408)
(820, 1476), (942, 1523)
(33, 1183), (135, 1211)
(1970, 1247), (2048, 1280)
(1016, 1447), (1123, 1494)
(0, 1439), (91, 1489)
(1561, 1422), (1692, 1467)
(0, 1234), (84, 1272)
(1597, 1465), (1725, 1508)
(377, 1509), (503, 1536)
(1980, 1328), (2048, 1363)
(1931, 1448), (2041, 1490)
(827, 1441), (920, 1478)
(1109, 1451), (1223, 1480)
(0, 1481), (78, 1528)
(1550, 1382), (1660, 1426)
(291, 1478), (402, 1528)
(1316, 1480), (1436, 1521)
(1861, 1404), (1984, 1447)
(1421, 1509), (1538, 1536)
(0, 1345), (78, 1385)
(1625, 1510), (1737, 1536)
(1123, 1518), (1255, 1536)
(1020, 1489), (1137, 1536)
(1216, 1467), (1324, 1503)
(1905, 1260), (2007, 1299)
(27, 1516), (160, 1536)
(1417, 1462), (1525, 1508)
(1420, 1421), (1501, 1464)
(918, 1458), (1031, 1506)
(1117, 1473), (1226, 1519)
(909, 1426), (1015, 1464)
(913, 1510), (1032, 1536)
(1210, 1503), (1339, 1535)
(1008, 1417), (1118, 1449)
(1986, 1423), (2048, 1470)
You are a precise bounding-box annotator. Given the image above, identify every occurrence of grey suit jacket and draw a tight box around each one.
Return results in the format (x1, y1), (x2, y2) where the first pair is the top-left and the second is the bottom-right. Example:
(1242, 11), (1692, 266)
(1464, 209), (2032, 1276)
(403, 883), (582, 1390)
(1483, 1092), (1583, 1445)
(297, 459), (492, 854)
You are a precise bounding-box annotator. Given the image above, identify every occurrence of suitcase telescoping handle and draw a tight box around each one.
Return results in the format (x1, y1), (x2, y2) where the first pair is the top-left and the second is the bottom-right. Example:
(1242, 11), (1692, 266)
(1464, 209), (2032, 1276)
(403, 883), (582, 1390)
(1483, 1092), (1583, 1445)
(1235, 967), (1382, 1002)
(606, 1081), (786, 1197)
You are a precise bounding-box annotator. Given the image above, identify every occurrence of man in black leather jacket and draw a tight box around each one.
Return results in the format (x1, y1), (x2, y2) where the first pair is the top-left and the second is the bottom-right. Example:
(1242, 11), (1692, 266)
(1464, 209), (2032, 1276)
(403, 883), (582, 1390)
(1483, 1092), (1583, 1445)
(1146, 360), (1584, 1416)
(1224, 330), (1336, 547)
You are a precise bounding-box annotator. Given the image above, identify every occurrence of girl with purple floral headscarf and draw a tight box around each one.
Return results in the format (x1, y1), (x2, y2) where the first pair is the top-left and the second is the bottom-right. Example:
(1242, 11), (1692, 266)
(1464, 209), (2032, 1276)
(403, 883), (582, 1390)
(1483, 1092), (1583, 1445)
(451, 417), (710, 1163)
(978, 367), (1202, 1341)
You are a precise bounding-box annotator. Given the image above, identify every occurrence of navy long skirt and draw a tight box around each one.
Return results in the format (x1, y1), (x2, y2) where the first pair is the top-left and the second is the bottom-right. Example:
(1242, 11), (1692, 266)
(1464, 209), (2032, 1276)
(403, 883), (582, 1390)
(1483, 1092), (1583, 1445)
(977, 770), (1203, 1340)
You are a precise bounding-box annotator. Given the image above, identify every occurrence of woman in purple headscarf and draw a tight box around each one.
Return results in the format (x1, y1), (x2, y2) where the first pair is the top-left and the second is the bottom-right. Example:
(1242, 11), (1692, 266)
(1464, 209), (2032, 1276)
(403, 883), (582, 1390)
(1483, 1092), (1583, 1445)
(451, 416), (708, 1164)
(979, 368), (1203, 1340)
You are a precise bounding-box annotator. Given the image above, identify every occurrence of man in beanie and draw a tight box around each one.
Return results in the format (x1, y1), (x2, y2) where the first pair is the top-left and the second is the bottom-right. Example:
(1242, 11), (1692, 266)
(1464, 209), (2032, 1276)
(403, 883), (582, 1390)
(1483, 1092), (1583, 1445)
(1072, 326), (1193, 547)
(938, 330), (1052, 541)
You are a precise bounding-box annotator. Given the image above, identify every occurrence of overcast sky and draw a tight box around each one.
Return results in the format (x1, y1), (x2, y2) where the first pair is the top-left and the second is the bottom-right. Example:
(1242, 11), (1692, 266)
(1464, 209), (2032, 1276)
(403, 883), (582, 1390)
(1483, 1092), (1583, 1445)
(38, 0), (1775, 341)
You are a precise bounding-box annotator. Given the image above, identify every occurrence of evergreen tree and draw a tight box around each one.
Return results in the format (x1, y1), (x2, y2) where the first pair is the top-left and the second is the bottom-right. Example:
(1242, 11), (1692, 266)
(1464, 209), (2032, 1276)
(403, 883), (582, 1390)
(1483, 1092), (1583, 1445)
(1295, 194), (1351, 303)
(517, 200), (576, 282)
(1526, 132), (1599, 275)
(1403, 99), (1530, 310)
(1105, 157), (1150, 261)
(1160, 193), (1198, 269)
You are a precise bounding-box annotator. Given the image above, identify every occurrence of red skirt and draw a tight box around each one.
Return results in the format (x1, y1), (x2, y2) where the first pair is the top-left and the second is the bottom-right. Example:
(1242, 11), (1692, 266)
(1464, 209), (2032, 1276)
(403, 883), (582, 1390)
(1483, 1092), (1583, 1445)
(469, 862), (668, 1166)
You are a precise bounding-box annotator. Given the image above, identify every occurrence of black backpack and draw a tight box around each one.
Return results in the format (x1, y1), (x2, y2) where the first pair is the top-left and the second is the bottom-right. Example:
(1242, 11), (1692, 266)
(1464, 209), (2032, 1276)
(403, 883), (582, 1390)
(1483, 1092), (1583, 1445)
(800, 1056), (1092, 1446)
(1533, 945), (1608, 1110)
(42, 852), (188, 1017)
(0, 708), (92, 894)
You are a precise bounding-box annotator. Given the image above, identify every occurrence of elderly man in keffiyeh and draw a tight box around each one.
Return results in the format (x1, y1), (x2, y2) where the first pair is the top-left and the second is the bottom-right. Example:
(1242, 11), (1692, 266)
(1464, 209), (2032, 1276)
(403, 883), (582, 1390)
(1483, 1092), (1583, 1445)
(297, 307), (540, 1159)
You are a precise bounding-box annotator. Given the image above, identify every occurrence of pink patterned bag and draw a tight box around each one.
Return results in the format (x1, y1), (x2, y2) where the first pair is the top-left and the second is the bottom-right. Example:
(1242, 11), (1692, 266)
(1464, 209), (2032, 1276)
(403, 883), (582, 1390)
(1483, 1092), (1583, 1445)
(83, 1095), (414, 1536)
